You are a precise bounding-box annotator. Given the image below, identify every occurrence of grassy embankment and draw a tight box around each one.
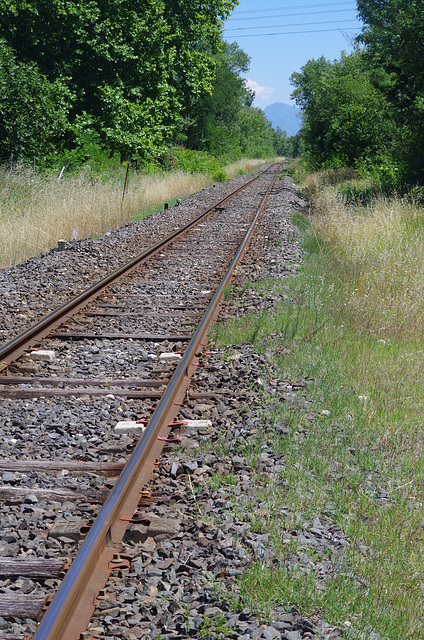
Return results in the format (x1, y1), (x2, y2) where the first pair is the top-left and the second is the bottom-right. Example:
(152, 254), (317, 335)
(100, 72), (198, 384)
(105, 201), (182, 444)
(0, 156), (272, 269)
(211, 166), (424, 639)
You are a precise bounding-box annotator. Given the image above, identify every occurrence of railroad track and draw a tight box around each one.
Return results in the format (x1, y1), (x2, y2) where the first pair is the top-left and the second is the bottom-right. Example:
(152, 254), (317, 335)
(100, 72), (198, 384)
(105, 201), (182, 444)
(0, 165), (284, 639)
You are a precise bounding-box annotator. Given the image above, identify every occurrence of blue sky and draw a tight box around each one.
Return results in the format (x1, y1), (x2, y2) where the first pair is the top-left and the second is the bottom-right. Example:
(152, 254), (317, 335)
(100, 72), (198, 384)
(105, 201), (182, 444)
(223, 0), (364, 108)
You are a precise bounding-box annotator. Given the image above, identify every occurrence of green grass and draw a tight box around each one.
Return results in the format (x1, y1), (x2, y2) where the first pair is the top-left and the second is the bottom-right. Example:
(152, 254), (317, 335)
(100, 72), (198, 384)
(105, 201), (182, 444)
(209, 184), (424, 638)
(209, 470), (238, 491)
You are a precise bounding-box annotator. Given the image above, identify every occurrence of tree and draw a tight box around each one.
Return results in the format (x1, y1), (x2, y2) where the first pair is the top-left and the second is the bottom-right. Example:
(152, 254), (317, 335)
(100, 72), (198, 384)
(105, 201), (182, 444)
(291, 51), (395, 169)
(0, 40), (72, 157)
(357, 0), (424, 181)
(0, 0), (238, 159)
(273, 127), (299, 157)
(185, 41), (253, 156)
(238, 107), (275, 158)
(161, 1), (240, 120)
(184, 39), (280, 159)
(357, 0), (424, 104)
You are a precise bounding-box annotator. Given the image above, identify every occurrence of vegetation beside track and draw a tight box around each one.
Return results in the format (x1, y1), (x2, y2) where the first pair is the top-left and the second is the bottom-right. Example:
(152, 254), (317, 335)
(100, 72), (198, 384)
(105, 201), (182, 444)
(210, 167), (424, 639)
(0, 155), (275, 269)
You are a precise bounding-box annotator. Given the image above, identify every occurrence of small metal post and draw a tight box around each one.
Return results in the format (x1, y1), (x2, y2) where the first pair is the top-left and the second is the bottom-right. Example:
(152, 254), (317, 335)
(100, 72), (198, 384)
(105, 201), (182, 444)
(122, 162), (130, 202)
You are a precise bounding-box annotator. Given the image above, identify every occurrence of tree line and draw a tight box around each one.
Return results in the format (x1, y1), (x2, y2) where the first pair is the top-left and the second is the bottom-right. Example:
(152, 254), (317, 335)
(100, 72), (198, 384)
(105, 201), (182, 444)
(0, 0), (295, 168)
(291, 0), (424, 186)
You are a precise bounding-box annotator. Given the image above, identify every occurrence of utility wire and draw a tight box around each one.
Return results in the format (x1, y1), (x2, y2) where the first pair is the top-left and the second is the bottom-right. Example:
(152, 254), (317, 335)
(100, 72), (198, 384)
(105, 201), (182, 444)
(223, 26), (359, 38)
(227, 8), (356, 22)
(226, 19), (359, 33)
(234, 2), (356, 15)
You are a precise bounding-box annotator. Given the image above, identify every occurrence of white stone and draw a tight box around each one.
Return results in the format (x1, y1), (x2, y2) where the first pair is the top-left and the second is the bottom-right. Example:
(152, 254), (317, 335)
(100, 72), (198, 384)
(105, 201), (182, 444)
(25, 350), (56, 363)
(115, 421), (147, 434)
(184, 420), (212, 429)
(158, 352), (182, 362)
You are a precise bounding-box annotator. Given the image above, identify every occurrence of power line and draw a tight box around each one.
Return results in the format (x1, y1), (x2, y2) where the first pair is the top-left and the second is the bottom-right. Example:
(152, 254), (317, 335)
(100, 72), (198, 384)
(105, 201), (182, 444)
(233, 2), (356, 16)
(227, 8), (356, 22)
(223, 26), (359, 38)
(226, 19), (359, 33)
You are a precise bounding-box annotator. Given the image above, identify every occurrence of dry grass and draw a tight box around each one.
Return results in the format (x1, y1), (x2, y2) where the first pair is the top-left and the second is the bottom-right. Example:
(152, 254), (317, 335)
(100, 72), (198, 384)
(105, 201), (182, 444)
(0, 167), (211, 268)
(311, 187), (424, 339)
(299, 167), (358, 199)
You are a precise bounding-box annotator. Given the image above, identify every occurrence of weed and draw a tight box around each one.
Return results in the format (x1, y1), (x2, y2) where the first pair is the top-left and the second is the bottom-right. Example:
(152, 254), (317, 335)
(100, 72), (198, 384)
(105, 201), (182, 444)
(223, 284), (233, 302)
(212, 168), (230, 183)
(198, 614), (236, 638)
(238, 281), (252, 297)
(209, 471), (238, 491)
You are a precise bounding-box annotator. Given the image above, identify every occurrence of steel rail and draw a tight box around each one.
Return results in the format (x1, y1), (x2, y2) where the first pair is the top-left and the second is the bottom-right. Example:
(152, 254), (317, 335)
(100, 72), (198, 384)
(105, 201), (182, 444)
(31, 170), (280, 640)
(0, 167), (276, 372)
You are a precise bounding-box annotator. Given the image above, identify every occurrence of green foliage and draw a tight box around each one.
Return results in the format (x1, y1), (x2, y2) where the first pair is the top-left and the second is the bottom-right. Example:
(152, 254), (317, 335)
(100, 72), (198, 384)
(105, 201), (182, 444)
(238, 107), (275, 158)
(0, 39), (73, 157)
(198, 614), (236, 638)
(337, 179), (382, 206)
(272, 127), (301, 158)
(185, 41), (279, 160)
(0, 0), (285, 167)
(165, 146), (225, 176)
(291, 2), (424, 184)
(291, 51), (396, 173)
(0, 0), (285, 166)
(186, 41), (251, 157)
(0, 0), (238, 160)
(212, 168), (230, 183)
(357, 0), (424, 182)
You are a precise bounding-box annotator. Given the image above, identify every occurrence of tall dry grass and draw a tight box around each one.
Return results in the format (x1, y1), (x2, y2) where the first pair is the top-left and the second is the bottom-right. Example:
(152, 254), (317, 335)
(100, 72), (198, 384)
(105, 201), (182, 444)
(311, 186), (424, 339)
(299, 167), (358, 198)
(0, 167), (211, 268)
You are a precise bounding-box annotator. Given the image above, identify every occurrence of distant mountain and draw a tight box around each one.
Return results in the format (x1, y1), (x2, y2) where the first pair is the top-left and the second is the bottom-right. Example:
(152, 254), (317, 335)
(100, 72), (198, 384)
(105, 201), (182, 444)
(264, 102), (302, 137)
